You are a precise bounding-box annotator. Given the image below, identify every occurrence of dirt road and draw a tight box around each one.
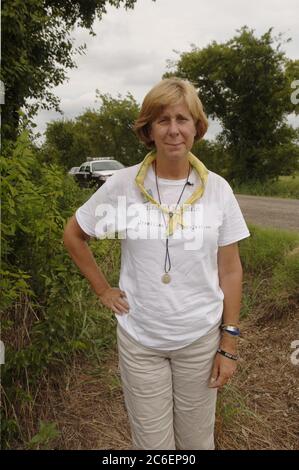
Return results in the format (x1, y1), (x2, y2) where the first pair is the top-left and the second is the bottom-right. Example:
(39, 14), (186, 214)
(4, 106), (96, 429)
(236, 194), (299, 232)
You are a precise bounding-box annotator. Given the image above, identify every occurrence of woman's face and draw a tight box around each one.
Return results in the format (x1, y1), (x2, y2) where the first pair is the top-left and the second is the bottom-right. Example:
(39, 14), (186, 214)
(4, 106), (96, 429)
(149, 100), (197, 162)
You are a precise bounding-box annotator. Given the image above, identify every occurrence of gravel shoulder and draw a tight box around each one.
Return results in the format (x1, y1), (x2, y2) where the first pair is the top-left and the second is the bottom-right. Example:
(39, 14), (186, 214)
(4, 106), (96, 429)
(236, 194), (299, 232)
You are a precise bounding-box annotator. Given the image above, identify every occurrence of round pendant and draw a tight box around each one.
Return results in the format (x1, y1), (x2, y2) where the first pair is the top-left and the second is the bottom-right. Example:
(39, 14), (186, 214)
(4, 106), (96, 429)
(161, 273), (171, 284)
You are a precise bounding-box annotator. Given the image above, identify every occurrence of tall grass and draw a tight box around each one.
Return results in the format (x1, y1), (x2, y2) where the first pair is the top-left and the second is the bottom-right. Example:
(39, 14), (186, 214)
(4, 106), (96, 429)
(239, 224), (299, 320)
(232, 174), (299, 199)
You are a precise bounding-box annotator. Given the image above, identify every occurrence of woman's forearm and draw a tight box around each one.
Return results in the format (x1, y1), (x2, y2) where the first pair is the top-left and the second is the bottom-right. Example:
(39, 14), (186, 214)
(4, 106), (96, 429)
(220, 269), (243, 325)
(219, 268), (243, 352)
(63, 231), (110, 297)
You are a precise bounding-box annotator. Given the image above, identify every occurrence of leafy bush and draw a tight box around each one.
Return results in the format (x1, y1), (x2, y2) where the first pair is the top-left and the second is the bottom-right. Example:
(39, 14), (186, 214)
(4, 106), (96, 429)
(1, 132), (121, 448)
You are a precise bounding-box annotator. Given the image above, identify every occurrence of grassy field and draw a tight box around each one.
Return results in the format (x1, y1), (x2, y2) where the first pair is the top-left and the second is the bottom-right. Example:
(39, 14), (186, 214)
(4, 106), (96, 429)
(232, 174), (299, 199)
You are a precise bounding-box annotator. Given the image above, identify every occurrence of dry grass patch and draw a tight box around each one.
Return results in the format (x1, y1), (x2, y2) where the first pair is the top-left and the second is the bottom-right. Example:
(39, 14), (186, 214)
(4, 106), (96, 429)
(22, 309), (298, 450)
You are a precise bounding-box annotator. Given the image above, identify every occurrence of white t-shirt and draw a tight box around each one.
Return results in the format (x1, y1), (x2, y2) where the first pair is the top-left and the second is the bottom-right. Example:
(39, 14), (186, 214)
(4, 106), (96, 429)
(75, 161), (250, 350)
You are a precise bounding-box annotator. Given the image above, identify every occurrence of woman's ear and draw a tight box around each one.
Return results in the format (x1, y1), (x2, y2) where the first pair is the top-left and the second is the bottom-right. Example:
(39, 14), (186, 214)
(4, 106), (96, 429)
(195, 120), (204, 140)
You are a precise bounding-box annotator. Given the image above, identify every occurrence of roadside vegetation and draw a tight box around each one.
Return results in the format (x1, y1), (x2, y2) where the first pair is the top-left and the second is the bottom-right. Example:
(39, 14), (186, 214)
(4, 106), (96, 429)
(2, 135), (298, 448)
(232, 174), (299, 199)
(1, 4), (298, 449)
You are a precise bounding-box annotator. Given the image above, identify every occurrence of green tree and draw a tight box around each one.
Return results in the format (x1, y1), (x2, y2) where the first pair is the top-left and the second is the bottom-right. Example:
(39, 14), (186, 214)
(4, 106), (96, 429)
(79, 92), (145, 166)
(41, 119), (93, 168)
(192, 138), (231, 178)
(43, 92), (145, 169)
(1, 0), (142, 142)
(165, 26), (299, 183)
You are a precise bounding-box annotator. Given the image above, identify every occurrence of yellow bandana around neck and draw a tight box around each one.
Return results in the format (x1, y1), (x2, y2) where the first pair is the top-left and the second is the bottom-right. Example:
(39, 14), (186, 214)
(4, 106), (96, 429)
(135, 150), (209, 236)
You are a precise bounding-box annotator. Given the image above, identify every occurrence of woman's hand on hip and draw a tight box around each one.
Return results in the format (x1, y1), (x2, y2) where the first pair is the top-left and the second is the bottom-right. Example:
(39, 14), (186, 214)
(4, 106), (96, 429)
(98, 287), (130, 316)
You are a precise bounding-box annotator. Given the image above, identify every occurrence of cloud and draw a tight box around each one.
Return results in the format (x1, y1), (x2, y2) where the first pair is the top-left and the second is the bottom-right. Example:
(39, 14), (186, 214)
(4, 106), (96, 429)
(33, 0), (299, 142)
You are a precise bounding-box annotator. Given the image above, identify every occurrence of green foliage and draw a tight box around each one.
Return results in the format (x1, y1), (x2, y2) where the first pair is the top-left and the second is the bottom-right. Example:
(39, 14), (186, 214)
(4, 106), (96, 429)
(232, 174), (299, 199)
(239, 225), (299, 320)
(166, 26), (299, 183)
(1, 0), (140, 141)
(40, 120), (85, 168)
(271, 248), (299, 298)
(1, 132), (121, 448)
(1, 131), (79, 303)
(192, 138), (231, 177)
(42, 93), (145, 170)
(26, 421), (60, 450)
(239, 224), (299, 276)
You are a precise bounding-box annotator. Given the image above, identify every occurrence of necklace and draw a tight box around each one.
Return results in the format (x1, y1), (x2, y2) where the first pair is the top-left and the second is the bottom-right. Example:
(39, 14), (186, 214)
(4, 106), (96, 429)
(154, 160), (191, 284)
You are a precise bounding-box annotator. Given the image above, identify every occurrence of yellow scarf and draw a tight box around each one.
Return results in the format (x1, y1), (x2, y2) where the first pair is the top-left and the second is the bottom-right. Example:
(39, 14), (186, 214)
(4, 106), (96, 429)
(135, 150), (209, 236)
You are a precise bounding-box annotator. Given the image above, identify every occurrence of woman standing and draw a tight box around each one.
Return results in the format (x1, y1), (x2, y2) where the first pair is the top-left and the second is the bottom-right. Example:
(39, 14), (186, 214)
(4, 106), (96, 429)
(63, 78), (250, 450)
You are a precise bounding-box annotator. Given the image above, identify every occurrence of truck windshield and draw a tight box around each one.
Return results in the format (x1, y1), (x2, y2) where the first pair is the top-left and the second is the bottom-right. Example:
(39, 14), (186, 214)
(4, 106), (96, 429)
(92, 161), (124, 171)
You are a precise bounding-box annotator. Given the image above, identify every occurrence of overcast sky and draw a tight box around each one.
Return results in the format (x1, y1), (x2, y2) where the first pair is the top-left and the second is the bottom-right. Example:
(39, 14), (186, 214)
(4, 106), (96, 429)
(34, 0), (299, 142)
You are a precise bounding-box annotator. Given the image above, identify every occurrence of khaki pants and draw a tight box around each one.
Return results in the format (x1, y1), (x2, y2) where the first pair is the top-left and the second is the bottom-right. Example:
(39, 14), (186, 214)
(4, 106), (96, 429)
(117, 323), (220, 450)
